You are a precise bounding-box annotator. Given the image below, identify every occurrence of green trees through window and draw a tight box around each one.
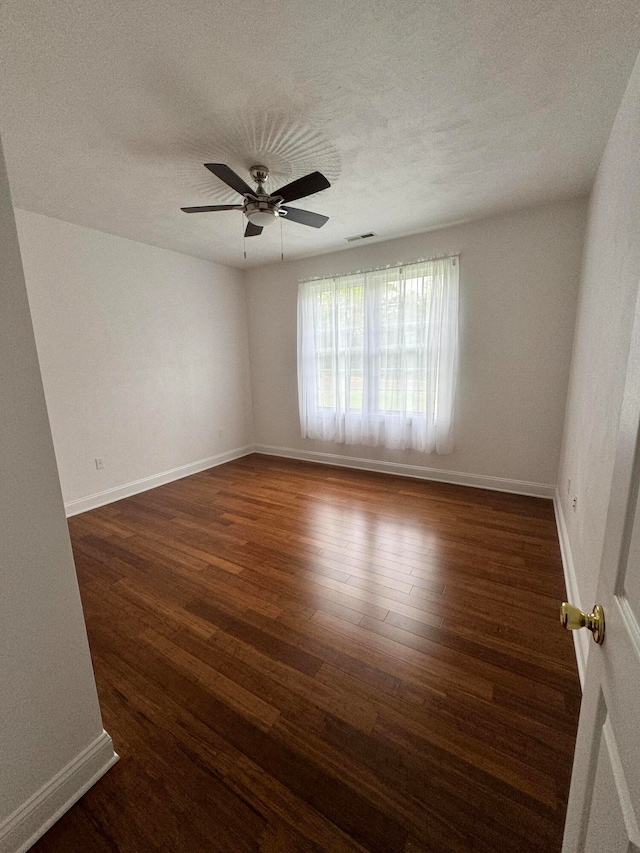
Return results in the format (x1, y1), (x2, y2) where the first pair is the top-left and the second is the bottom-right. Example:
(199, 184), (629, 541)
(297, 257), (458, 454)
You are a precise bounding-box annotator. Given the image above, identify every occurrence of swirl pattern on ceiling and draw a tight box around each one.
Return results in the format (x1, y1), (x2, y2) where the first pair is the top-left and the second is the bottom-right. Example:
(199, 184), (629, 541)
(176, 109), (342, 203)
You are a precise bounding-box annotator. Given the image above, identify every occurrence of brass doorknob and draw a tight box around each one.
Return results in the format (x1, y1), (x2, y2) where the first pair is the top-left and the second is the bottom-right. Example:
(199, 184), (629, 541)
(560, 602), (605, 645)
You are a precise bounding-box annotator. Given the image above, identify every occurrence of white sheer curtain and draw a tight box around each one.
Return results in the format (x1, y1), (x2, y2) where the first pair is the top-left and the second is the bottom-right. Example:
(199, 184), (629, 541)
(297, 256), (458, 453)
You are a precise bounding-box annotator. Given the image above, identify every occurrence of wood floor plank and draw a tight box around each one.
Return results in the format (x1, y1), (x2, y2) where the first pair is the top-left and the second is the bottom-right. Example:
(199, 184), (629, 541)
(185, 599), (324, 676)
(33, 454), (580, 853)
(226, 755), (368, 853)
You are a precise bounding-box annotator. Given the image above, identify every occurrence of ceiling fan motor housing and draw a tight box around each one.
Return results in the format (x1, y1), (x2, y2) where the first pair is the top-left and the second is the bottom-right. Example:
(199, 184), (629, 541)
(244, 197), (281, 226)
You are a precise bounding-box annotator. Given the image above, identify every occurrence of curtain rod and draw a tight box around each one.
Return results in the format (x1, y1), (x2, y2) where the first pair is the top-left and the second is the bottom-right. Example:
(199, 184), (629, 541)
(298, 253), (459, 284)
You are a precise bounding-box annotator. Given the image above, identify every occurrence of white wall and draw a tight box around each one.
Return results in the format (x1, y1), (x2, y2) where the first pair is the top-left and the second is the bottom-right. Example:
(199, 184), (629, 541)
(15, 211), (254, 512)
(245, 198), (587, 493)
(558, 54), (640, 612)
(0, 135), (116, 850)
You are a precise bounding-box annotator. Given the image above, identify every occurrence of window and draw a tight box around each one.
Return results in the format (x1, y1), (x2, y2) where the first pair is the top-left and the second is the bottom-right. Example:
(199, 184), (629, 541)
(297, 257), (458, 453)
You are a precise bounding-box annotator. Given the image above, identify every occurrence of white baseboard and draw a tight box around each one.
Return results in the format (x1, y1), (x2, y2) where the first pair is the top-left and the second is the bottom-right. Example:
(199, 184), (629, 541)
(64, 445), (255, 517)
(0, 731), (118, 853)
(64, 443), (555, 516)
(254, 444), (555, 499)
(554, 491), (588, 688)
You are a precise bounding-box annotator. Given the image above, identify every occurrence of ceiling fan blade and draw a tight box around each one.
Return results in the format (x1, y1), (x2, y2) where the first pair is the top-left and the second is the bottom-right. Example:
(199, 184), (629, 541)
(181, 205), (243, 213)
(272, 171), (330, 203)
(204, 163), (254, 196)
(281, 207), (329, 228)
(245, 221), (263, 237)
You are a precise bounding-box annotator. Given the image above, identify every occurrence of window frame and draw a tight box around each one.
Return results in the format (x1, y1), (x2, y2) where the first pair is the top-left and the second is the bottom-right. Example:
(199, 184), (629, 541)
(297, 255), (459, 455)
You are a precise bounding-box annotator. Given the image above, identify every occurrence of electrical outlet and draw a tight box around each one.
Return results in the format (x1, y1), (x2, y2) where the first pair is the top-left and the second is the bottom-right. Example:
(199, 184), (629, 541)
(218, 429), (224, 439)
(95, 457), (105, 470)
(572, 494), (577, 512)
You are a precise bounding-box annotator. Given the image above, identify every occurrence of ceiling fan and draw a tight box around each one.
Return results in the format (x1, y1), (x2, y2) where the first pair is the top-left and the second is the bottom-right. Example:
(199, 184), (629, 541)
(181, 164), (331, 236)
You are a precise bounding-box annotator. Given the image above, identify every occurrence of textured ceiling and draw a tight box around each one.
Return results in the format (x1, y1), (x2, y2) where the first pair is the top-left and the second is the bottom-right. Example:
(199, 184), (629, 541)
(1, 0), (639, 268)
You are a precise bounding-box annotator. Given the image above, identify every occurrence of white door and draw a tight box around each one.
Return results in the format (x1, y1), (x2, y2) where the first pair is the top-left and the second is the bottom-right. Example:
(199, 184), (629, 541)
(562, 294), (640, 852)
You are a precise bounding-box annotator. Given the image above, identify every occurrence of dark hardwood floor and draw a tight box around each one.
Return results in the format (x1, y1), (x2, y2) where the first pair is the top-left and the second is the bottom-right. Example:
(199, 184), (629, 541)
(32, 454), (581, 852)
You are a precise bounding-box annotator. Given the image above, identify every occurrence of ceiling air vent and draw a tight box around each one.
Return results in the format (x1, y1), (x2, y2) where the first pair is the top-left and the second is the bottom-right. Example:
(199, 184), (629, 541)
(345, 232), (377, 242)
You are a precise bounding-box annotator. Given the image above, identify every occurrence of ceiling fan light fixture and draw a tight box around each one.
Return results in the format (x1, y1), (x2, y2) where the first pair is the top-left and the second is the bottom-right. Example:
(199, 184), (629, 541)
(246, 208), (278, 227)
